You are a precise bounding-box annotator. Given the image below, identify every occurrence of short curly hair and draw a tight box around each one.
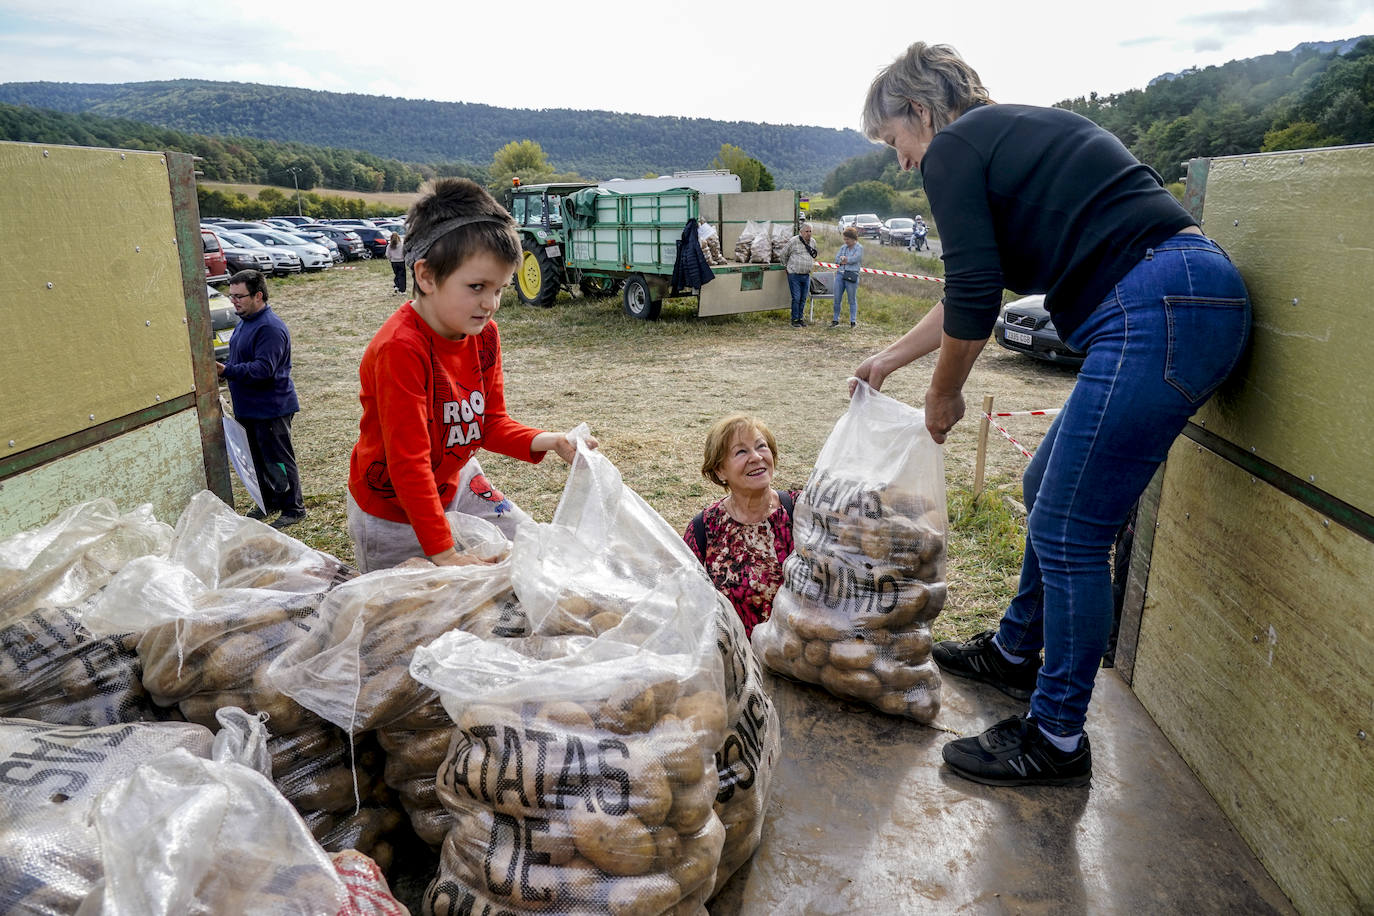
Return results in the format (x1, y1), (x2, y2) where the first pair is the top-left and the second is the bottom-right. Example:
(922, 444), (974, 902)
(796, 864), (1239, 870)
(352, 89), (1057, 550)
(700, 413), (779, 489)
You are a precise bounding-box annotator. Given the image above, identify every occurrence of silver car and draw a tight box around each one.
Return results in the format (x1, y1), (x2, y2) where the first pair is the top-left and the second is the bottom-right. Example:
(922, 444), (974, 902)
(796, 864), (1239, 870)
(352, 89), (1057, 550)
(218, 230), (303, 276)
(236, 228), (333, 271)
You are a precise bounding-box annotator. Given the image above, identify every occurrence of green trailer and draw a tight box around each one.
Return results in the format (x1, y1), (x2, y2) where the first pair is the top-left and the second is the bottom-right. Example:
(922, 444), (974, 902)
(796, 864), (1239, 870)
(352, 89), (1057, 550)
(507, 181), (798, 320)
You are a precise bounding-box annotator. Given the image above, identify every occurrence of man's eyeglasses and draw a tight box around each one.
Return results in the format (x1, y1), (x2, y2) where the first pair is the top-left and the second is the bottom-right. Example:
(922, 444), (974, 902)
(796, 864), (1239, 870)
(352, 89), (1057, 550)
(228, 293), (255, 302)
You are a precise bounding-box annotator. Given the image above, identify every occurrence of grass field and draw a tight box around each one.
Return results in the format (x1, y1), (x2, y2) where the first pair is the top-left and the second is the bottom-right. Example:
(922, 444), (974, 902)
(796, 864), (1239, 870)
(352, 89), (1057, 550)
(234, 233), (1077, 641)
(200, 180), (420, 211)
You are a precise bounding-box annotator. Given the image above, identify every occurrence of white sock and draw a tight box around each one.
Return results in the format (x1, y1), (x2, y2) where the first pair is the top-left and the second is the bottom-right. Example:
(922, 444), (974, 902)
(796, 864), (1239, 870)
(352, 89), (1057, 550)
(1039, 726), (1081, 753)
(991, 634), (1027, 664)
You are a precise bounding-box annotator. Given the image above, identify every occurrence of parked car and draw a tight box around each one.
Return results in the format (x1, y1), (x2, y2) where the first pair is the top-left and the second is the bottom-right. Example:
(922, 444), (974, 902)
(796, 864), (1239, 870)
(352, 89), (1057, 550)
(288, 228), (343, 263)
(210, 220), (273, 232)
(992, 294), (1085, 367)
(206, 284), (240, 362)
(838, 214), (858, 232)
(323, 218), (379, 229)
(235, 228), (333, 271)
(879, 217), (915, 247)
(200, 229), (230, 284)
(301, 224), (366, 260)
(273, 215), (315, 227)
(207, 227), (275, 275)
(218, 230), (303, 276)
(853, 214), (883, 239)
(261, 218), (298, 231)
(350, 225), (392, 259)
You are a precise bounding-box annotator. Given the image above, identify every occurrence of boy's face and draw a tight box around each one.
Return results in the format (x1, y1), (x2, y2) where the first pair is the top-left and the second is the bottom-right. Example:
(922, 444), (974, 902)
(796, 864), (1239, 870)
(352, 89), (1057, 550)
(414, 251), (517, 339)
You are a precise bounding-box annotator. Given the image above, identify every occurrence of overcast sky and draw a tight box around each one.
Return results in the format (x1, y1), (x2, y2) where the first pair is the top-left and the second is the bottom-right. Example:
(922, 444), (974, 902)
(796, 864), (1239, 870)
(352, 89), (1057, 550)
(2, 0), (1372, 132)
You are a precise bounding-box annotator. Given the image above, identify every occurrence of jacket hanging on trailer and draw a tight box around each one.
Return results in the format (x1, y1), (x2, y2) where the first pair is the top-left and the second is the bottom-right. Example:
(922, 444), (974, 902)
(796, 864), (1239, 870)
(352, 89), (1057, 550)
(671, 218), (715, 295)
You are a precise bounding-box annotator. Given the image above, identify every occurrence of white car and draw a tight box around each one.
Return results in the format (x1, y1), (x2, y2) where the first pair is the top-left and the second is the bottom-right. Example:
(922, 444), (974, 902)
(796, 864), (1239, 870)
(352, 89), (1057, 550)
(217, 230), (303, 276)
(235, 228), (333, 271)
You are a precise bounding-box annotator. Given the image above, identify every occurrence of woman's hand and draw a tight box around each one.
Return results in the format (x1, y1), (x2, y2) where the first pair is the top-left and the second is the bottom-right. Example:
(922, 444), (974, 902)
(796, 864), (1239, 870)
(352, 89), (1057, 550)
(923, 386), (966, 444)
(427, 547), (496, 567)
(851, 351), (897, 394)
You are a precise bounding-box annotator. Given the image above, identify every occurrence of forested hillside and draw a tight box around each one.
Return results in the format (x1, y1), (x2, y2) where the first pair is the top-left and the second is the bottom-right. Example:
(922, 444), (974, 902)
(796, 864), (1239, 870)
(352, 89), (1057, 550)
(0, 79), (873, 191)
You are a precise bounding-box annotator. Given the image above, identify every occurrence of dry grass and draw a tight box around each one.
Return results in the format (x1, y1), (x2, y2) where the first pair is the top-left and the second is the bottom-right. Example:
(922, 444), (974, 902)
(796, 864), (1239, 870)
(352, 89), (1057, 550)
(234, 254), (1078, 640)
(201, 181), (419, 210)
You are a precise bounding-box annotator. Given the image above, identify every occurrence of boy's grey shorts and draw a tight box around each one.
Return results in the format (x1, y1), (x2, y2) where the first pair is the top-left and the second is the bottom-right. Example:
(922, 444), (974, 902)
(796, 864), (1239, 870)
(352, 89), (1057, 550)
(347, 457), (531, 573)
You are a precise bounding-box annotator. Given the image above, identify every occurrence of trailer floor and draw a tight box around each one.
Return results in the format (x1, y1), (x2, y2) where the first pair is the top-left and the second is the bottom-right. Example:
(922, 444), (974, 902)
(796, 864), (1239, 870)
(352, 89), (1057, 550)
(709, 669), (1295, 915)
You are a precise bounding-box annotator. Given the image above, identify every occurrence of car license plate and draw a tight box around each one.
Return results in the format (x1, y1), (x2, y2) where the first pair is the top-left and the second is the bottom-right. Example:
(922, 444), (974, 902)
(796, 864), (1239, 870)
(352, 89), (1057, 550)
(1005, 329), (1033, 346)
(545, 245), (561, 258)
(216, 329), (234, 344)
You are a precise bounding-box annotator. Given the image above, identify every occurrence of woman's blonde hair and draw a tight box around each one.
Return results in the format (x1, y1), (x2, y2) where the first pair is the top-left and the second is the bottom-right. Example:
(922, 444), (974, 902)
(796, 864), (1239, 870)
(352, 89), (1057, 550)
(701, 413), (778, 489)
(861, 42), (994, 139)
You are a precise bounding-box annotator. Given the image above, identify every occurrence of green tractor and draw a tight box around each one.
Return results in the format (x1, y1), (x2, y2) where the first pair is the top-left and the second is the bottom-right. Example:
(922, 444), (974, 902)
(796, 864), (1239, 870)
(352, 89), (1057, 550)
(505, 180), (617, 308)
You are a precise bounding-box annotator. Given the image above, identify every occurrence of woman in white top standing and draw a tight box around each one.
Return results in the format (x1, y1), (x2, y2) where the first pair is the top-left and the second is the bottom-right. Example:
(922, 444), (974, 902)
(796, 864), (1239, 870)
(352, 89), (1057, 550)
(385, 232), (406, 295)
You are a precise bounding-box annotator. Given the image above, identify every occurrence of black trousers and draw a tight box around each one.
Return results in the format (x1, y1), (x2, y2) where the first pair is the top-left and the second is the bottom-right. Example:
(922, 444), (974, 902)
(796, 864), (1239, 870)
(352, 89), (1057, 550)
(242, 413), (304, 515)
(390, 260), (406, 292)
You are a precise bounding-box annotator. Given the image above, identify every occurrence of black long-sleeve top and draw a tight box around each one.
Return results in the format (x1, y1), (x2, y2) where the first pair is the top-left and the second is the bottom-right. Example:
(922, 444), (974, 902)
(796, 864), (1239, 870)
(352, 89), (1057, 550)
(922, 104), (1197, 341)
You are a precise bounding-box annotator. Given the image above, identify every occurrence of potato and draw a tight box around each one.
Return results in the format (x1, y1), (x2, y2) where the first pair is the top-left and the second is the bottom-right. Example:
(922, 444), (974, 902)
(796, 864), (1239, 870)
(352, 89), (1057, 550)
(790, 605), (850, 642)
(827, 637), (877, 670)
(569, 809), (656, 876)
(874, 691), (910, 716)
(872, 657), (923, 690)
(778, 628), (805, 662)
(802, 639), (830, 667)
(669, 816), (725, 894)
(888, 628), (934, 664)
(534, 700), (596, 733)
(788, 658), (822, 684)
(599, 680), (658, 735)
(589, 611), (623, 635)
(627, 758), (673, 827)
(651, 825), (683, 869)
(666, 775), (715, 834)
(557, 855), (606, 907)
(608, 874), (682, 916)
(648, 716), (705, 786)
(672, 691), (726, 740)
(820, 665), (883, 701)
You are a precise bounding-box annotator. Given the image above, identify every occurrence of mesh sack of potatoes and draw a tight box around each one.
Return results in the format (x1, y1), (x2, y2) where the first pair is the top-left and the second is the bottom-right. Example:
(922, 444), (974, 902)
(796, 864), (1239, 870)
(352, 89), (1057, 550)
(268, 512), (529, 848)
(83, 711), (406, 915)
(748, 221), (773, 264)
(707, 594), (781, 896)
(752, 381), (948, 723)
(768, 223), (791, 264)
(0, 497), (171, 632)
(408, 429), (734, 915)
(84, 556), (398, 861)
(733, 220), (762, 263)
(0, 715), (215, 915)
(0, 604), (163, 726)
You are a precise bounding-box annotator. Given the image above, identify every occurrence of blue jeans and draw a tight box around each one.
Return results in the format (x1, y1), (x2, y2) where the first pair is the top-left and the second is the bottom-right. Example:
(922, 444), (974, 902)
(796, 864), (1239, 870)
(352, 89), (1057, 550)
(833, 272), (858, 322)
(788, 272), (810, 323)
(995, 233), (1251, 737)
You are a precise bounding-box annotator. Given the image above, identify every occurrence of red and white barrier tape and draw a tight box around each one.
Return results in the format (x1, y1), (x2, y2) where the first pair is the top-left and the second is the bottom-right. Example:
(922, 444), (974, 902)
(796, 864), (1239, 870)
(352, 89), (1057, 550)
(816, 262), (945, 283)
(991, 408), (1060, 418)
(984, 413), (1035, 459)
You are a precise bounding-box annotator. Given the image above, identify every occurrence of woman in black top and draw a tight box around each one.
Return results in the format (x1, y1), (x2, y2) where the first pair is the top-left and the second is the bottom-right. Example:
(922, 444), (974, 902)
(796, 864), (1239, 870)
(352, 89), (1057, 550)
(853, 42), (1251, 787)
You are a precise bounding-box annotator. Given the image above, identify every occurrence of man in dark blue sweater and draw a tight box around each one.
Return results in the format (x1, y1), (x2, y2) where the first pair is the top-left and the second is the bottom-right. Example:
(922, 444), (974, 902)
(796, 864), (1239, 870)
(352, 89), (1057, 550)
(216, 269), (306, 528)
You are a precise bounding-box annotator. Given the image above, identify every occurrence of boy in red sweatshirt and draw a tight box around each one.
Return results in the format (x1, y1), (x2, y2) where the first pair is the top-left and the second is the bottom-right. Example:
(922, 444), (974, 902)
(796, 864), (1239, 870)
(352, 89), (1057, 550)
(346, 178), (591, 572)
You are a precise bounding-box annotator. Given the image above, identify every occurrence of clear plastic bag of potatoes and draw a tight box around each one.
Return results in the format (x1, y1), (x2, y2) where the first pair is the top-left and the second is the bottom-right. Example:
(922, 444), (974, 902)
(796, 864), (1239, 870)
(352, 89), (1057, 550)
(409, 429), (732, 915)
(752, 380), (948, 723)
(0, 716), (215, 916)
(0, 498), (171, 631)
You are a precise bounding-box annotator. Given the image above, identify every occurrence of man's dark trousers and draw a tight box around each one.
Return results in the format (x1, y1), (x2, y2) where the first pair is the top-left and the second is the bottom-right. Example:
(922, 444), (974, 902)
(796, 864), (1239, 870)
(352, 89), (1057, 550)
(243, 414), (304, 515)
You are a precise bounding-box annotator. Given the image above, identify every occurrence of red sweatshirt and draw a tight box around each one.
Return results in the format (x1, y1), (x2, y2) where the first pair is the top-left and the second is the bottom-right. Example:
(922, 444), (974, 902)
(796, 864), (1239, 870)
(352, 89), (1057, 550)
(348, 304), (543, 555)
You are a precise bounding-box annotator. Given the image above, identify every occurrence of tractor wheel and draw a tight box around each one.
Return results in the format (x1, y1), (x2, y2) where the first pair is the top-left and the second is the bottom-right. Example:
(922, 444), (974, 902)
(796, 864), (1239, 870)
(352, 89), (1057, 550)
(516, 240), (560, 307)
(578, 276), (617, 299)
(621, 274), (660, 320)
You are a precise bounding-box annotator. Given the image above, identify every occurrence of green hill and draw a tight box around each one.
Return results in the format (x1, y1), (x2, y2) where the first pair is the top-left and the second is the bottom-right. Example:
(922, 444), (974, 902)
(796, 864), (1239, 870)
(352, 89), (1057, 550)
(0, 79), (874, 192)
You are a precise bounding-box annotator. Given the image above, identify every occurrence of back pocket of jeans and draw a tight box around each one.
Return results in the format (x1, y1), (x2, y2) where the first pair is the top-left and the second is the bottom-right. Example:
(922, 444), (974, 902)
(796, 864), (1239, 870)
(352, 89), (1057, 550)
(1163, 296), (1249, 403)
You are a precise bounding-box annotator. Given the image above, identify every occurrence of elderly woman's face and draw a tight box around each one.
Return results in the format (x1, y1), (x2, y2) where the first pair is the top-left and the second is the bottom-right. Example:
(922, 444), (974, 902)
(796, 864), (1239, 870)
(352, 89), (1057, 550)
(881, 111), (937, 171)
(718, 427), (775, 497)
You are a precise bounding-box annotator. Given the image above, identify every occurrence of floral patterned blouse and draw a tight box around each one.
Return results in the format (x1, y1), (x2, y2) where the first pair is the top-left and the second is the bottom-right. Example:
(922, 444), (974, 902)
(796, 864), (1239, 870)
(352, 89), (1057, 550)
(683, 490), (798, 637)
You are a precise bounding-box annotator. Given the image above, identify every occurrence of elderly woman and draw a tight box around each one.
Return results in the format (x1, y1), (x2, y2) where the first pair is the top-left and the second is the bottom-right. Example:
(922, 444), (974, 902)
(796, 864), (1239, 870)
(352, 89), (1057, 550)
(684, 414), (798, 637)
(781, 222), (817, 327)
(854, 43), (1250, 787)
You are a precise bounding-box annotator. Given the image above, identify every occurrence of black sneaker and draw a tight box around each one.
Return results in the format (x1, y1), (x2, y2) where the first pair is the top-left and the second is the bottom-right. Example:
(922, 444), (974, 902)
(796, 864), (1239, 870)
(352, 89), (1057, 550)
(270, 511), (307, 530)
(850, 321), (857, 328)
(830, 320), (840, 328)
(932, 630), (1041, 700)
(942, 715), (1091, 787)
(246, 507), (270, 521)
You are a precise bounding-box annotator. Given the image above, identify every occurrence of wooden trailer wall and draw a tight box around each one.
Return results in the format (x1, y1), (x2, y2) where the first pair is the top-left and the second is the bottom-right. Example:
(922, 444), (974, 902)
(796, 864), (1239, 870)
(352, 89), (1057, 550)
(0, 142), (230, 537)
(1116, 145), (1373, 915)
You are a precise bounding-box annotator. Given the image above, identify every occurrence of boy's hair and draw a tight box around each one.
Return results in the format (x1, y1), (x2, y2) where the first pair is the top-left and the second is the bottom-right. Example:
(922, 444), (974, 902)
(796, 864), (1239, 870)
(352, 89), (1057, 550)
(228, 268), (269, 302)
(405, 178), (520, 287)
(701, 413), (779, 489)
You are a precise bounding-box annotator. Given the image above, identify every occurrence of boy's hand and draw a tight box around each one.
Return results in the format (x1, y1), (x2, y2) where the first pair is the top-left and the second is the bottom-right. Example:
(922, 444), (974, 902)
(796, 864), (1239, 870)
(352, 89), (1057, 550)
(534, 430), (598, 464)
(427, 547), (496, 567)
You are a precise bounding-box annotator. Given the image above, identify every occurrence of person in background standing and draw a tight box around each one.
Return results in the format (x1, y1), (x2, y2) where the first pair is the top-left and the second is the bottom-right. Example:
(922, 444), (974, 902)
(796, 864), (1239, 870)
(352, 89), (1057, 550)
(832, 227), (863, 328)
(782, 222), (817, 327)
(386, 232), (406, 294)
(216, 269), (307, 529)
